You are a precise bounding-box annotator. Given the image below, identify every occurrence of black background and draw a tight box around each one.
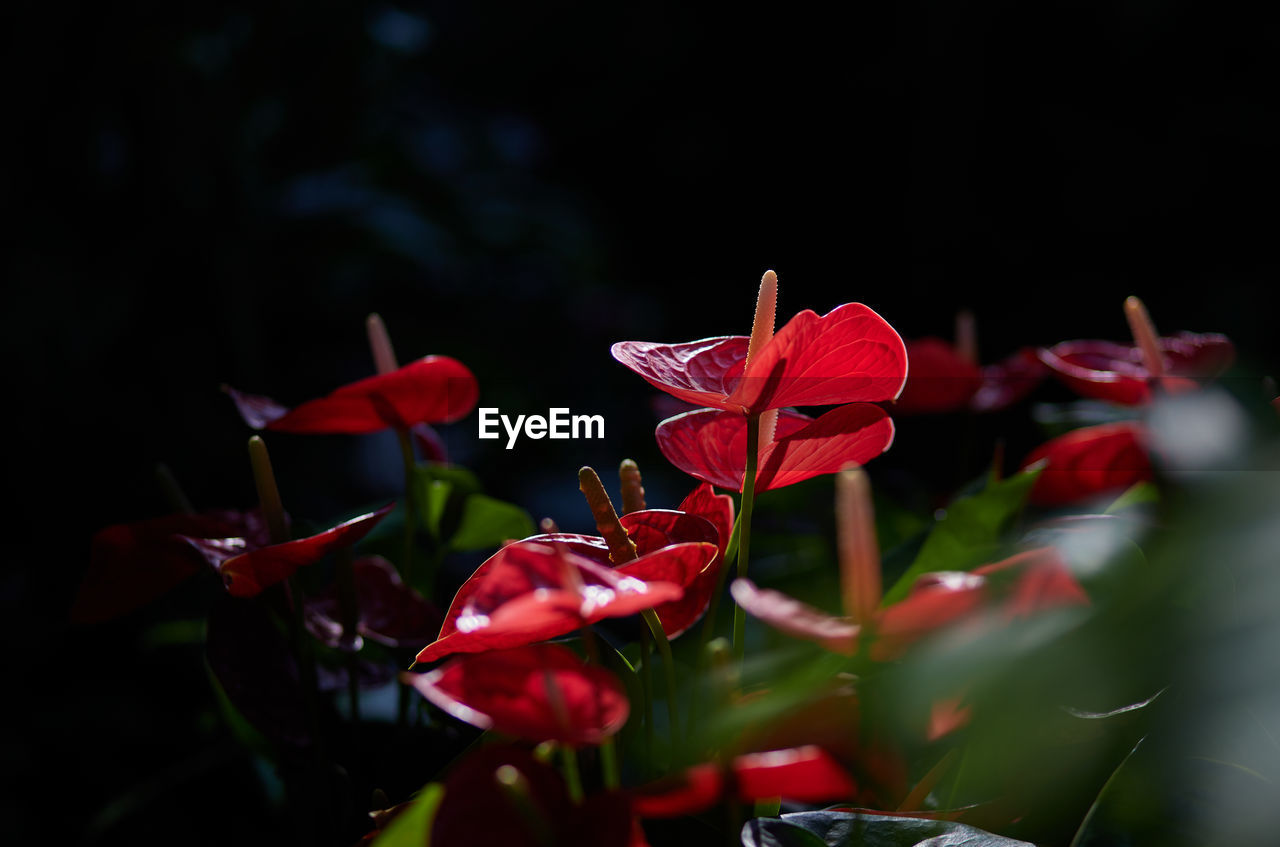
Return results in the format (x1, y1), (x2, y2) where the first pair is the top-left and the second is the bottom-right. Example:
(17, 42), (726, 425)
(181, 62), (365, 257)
(6, 2), (1278, 843)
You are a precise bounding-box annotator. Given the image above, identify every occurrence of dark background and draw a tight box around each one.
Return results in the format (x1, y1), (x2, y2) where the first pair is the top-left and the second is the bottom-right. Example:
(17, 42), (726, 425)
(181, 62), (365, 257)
(6, 1), (1278, 843)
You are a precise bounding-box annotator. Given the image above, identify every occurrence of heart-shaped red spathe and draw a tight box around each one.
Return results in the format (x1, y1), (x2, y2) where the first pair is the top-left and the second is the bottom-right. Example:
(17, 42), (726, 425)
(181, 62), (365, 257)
(405, 643), (630, 745)
(970, 347), (1048, 412)
(524, 503), (731, 639)
(1021, 421), (1152, 506)
(227, 355), (479, 433)
(656, 405), (895, 493)
(612, 302), (908, 415)
(1037, 332), (1234, 406)
(183, 503), (395, 597)
(417, 540), (716, 663)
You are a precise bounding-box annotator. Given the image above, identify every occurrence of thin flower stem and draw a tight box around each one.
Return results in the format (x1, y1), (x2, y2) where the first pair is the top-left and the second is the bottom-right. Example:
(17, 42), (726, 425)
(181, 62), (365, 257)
(698, 512), (742, 650)
(560, 746), (584, 805)
(335, 547), (362, 731)
(395, 427), (419, 584)
(599, 737), (621, 790)
(642, 609), (681, 753)
(732, 414), (760, 666)
(155, 463), (194, 515)
(640, 626), (655, 770)
(753, 797), (781, 818)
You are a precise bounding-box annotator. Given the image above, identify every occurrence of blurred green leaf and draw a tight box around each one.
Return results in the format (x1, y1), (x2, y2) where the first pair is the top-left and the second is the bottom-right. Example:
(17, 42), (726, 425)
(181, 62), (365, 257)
(372, 783), (444, 847)
(447, 494), (535, 551)
(742, 811), (1033, 846)
(1104, 481), (1159, 514)
(883, 469), (1040, 604)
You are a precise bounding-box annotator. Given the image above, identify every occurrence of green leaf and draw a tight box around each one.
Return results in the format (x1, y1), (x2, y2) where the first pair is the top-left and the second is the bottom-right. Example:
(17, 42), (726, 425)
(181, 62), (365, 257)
(883, 469), (1040, 605)
(447, 494), (535, 552)
(1104, 481), (1159, 514)
(742, 811), (1033, 847)
(372, 783), (445, 847)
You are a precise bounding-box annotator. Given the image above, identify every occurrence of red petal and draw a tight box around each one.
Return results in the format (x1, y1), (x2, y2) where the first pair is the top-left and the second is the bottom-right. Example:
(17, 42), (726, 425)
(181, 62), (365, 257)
(677, 484), (735, 560)
(247, 356), (479, 434)
(656, 406), (893, 493)
(873, 573), (987, 659)
(631, 764), (725, 818)
(73, 511), (250, 624)
(730, 579), (860, 654)
(928, 697), (972, 741)
(970, 348), (1048, 413)
(893, 338), (983, 414)
(405, 643), (629, 744)
(733, 303), (908, 412)
(610, 336), (749, 411)
(419, 541), (686, 663)
(1021, 421), (1152, 506)
(210, 503), (394, 597)
(731, 746), (857, 803)
(973, 547), (1090, 618)
(1038, 333), (1234, 406)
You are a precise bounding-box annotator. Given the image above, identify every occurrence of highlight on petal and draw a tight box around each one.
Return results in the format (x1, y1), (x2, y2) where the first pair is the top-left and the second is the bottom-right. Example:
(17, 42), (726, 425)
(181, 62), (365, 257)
(1021, 421), (1152, 506)
(610, 336), (749, 411)
(418, 541), (691, 663)
(404, 643), (629, 745)
(190, 503), (395, 598)
(228, 355), (479, 434)
(656, 406), (894, 493)
(1037, 333), (1234, 406)
(893, 338), (983, 414)
(732, 746), (858, 803)
(730, 579), (860, 655)
(732, 302), (909, 412)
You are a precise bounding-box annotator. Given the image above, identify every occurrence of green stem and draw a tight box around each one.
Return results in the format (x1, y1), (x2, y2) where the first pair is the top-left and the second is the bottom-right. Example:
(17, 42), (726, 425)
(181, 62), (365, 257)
(560, 746), (584, 805)
(395, 428), (419, 585)
(732, 414), (760, 666)
(599, 738), (620, 790)
(753, 797), (781, 818)
(640, 626), (654, 771)
(641, 609), (681, 753)
(698, 512), (742, 650)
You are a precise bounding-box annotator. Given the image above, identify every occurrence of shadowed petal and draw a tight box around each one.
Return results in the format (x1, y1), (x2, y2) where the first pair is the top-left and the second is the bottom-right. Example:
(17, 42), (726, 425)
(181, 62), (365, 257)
(730, 579), (860, 655)
(894, 338), (983, 414)
(1021, 422), (1152, 506)
(1038, 333), (1234, 406)
(971, 348), (1048, 412)
(405, 643), (629, 745)
(610, 336), (749, 411)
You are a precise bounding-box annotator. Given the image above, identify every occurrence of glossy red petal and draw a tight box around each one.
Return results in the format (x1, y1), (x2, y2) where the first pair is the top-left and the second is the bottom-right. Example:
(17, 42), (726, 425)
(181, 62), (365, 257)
(262, 356), (479, 433)
(631, 764), (725, 818)
(678, 484), (735, 558)
(211, 503), (394, 597)
(893, 338), (983, 414)
(873, 573), (987, 659)
(73, 511), (251, 624)
(610, 336), (749, 412)
(730, 579), (860, 655)
(657, 406), (893, 493)
(732, 746), (858, 803)
(615, 533), (720, 639)
(419, 541), (685, 663)
(406, 643), (629, 744)
(974, 547), (1090, 618)
(756, 404), (896, 492)
(1038, 333), (1234, 406)
(733, 303), (908, 412)
(1021, 421), (1152, 506)
(970, 348), (1048, 413)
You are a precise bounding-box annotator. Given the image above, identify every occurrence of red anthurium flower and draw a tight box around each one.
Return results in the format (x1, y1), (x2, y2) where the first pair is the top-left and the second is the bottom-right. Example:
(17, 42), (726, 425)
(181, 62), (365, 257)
(73, 509), (273, 623)
(525, 497), (731, 639)
(415, 539), (717, 663)
(305, 555), (441, 650)
(182, 503), (394, 597)
(731, 547), (1088, 661)
(1021, 421), (1152, 506)
(404, 643), (629, 745)
(656, 405), (895, 492)
(1038, 333), (1233, 405)
(632, 746), (856, 818)
(611, 271), (908, 415)
(226, 354), (478, 434)
(895, 340), (1046, 414)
